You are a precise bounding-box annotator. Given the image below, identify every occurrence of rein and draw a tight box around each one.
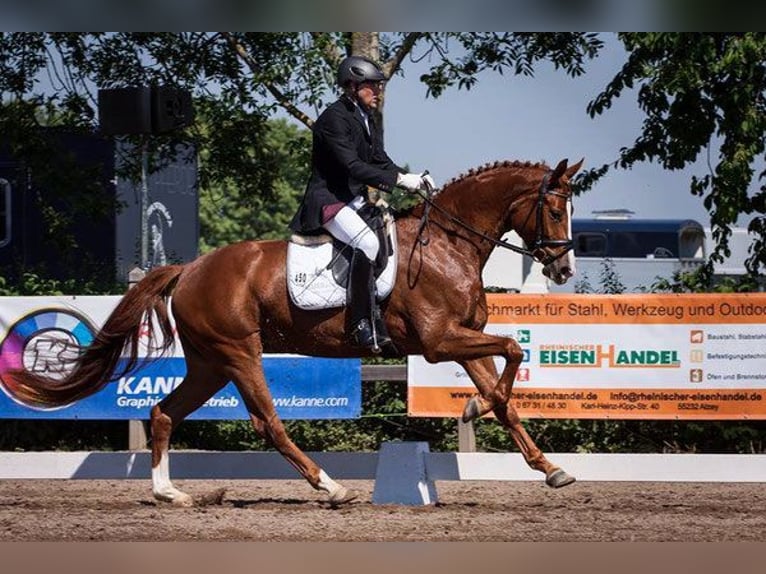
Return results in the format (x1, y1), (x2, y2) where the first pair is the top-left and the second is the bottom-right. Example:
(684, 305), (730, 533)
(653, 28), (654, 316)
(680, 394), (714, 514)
(412, 171), (573, 266)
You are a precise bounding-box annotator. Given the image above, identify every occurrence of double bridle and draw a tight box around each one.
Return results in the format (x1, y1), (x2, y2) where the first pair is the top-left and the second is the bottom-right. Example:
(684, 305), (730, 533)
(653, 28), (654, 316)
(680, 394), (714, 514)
(413, 170), (573, 266)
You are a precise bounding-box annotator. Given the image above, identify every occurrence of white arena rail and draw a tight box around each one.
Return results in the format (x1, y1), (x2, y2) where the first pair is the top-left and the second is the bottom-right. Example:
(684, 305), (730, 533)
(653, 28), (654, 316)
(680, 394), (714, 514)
(1, 441), (765, 505)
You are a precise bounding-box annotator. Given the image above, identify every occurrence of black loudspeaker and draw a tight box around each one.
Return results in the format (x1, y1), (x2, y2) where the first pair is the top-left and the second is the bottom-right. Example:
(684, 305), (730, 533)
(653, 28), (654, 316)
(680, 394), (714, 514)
(98, 87), (194, 135)
(98, 87), (152, 135)
(151, 87), (194, 133)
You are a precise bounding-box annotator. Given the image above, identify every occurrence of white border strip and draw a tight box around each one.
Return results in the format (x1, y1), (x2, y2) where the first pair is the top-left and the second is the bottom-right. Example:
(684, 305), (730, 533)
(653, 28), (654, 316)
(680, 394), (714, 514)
(0, 451), (377, 480)
(427, 452), (766, 482)
(1, 450), (765, 482)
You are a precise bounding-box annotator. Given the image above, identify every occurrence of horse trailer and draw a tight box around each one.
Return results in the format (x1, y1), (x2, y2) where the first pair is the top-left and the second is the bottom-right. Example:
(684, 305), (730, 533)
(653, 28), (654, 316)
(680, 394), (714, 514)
(483, 216), (753, 293)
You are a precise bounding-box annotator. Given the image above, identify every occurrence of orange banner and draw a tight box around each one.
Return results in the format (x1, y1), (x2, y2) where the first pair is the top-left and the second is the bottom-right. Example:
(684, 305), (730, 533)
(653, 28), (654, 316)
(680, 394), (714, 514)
(486, 293), (766, 324)
(408, 293), (766, 420)
(408, 386), (766, 420)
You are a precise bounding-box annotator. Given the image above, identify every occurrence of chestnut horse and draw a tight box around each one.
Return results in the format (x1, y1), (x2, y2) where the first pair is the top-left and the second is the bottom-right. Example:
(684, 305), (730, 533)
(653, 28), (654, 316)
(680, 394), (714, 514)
(10, 158), (582, 506)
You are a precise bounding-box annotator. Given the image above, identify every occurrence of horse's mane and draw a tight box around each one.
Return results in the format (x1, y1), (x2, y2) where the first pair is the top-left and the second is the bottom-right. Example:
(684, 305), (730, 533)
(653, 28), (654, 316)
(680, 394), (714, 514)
(442, 159), (549, 190)
(394, 159), (550, 219)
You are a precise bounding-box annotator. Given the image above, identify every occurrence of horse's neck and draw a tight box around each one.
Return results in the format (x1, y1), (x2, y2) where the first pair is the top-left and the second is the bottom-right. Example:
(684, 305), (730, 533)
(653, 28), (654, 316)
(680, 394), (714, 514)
(434, 170), (530, 260)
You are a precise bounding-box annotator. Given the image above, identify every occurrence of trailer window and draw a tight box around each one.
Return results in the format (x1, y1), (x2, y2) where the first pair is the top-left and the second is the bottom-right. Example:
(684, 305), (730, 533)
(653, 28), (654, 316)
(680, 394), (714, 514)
(679, 226), (705, 259)
(575, 232), (607, 256)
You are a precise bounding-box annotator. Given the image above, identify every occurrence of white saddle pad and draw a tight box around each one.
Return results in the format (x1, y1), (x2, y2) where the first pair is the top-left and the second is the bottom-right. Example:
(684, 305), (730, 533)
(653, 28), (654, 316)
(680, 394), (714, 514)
(287, 224), (398, 311)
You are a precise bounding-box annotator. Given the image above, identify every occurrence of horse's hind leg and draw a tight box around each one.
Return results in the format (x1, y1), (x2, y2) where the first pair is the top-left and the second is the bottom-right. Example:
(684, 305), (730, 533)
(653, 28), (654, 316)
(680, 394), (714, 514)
(150, 356), (228, 506)
(226, 334), (357, 506)
(461, 357), (575, 488)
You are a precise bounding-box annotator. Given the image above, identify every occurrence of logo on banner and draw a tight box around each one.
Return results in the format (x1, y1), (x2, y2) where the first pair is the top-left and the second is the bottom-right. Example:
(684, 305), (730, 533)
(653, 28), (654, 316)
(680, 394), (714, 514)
(0, 308), (97, 410)
(539, 344), (680, 368)
(522, 349), (530, 362)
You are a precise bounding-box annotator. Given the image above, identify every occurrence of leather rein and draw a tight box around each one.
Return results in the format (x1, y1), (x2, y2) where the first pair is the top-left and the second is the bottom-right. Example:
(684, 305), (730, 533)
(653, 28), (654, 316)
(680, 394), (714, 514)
(411, 171), (574, 266)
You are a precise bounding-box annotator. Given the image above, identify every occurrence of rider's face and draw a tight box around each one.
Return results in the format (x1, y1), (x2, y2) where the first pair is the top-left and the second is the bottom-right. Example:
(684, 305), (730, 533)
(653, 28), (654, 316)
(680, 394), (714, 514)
(356, 81), (383, 110)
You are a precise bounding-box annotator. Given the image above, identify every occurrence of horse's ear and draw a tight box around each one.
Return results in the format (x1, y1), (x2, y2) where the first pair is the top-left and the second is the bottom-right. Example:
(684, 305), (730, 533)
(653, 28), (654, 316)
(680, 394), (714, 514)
(549, 159), (569, 187)
(549, 158), (585, 188)
(565, 158), (585, 179)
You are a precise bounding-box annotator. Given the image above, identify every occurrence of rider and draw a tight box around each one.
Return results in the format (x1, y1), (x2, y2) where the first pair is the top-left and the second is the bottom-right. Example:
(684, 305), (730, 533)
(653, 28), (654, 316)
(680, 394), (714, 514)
(289, 55), (434, 352)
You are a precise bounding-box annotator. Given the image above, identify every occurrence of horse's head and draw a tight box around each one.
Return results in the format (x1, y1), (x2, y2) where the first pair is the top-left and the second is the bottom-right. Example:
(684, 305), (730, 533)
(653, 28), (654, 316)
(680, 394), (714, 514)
(511, 158), (583, 285)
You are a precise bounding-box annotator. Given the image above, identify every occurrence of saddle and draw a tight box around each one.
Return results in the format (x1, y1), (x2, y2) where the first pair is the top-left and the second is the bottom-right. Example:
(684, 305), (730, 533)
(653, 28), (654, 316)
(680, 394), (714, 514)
(287, 203), (398, 311)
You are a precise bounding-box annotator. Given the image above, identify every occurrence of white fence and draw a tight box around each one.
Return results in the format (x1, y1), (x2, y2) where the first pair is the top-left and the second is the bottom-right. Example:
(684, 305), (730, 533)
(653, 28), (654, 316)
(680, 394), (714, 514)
(2, 442), (765, 505)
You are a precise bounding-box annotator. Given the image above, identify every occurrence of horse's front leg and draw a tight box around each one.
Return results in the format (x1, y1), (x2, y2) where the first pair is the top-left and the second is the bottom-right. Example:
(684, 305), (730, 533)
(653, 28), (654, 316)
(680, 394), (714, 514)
(421, 325), (521, 417)
(423, 328), (575, 487)
(460, 357), (575, 488)
(449, 333), (523, 423)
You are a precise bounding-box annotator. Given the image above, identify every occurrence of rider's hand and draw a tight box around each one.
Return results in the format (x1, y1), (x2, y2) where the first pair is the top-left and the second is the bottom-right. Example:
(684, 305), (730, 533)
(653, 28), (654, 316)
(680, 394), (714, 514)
(396, 172), (423, 192)
(397, 172), (431, 192)
(421, 173), (435, 191)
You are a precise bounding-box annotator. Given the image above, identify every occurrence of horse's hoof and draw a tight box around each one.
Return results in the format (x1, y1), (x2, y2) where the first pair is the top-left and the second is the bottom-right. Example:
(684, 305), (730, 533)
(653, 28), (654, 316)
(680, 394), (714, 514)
(546, 468), (576, 488)
(154, 488), (194, 507)
(170, 493), (195, 507)
(328, 487), (358, 507)
(461, 396), (484, 423)
(196, 487), (227, 506)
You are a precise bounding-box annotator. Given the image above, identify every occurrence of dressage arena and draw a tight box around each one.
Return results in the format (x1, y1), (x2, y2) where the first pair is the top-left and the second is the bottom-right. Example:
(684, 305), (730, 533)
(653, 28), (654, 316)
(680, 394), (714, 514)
(1, 477), (764, 541)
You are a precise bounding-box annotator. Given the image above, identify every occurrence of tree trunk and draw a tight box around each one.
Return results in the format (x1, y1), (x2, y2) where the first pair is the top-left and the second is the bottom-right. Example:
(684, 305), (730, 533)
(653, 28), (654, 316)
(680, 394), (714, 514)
(350, 33), (386, 139)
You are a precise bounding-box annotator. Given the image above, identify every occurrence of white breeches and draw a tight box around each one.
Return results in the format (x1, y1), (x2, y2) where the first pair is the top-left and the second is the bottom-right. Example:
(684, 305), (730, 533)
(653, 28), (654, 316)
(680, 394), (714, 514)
(322, 197), (380, 262)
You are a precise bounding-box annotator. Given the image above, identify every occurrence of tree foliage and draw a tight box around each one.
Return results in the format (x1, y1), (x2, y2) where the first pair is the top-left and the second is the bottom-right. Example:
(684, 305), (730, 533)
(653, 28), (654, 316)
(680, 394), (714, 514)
(0, 32), (603, 208)
(198, 118), (310, 251)
(581, 33), (766, 275)
(5, 32), (766, 270)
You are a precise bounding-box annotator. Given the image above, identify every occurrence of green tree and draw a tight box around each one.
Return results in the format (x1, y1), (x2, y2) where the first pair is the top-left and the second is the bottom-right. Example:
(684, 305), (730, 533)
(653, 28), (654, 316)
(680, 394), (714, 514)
(199, 118), (310, 250)
(581, 33), (766, 275)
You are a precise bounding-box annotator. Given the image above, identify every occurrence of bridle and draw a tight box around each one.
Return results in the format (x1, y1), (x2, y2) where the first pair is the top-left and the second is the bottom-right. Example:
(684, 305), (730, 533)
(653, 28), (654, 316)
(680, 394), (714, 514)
(412, 170), (574, 266)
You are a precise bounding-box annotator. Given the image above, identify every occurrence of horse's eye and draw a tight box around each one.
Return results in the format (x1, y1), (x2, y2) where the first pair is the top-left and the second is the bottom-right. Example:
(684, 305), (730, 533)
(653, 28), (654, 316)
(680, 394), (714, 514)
(549, 210), (563, 223)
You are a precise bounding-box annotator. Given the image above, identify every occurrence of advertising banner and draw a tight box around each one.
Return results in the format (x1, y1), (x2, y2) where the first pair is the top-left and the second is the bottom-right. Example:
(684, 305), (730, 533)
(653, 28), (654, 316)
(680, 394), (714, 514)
(0, 296), (361, 419)
(408, 293), (766, 420)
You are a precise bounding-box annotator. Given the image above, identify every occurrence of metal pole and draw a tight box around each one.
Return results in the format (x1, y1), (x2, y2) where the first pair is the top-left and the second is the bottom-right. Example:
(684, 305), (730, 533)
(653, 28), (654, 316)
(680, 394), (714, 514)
(140, 140), (149, 270)
(127, 266), (149, 451)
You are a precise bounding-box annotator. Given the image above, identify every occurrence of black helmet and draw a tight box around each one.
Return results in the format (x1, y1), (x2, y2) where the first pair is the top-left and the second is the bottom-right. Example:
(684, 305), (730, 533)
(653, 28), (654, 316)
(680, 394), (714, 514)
(337, 55), (386, 87)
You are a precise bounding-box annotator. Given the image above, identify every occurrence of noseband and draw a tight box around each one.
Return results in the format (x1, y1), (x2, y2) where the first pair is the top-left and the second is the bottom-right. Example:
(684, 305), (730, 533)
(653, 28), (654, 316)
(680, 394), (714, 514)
(413, 170), (573, 266)
(526, 172), (574, 266)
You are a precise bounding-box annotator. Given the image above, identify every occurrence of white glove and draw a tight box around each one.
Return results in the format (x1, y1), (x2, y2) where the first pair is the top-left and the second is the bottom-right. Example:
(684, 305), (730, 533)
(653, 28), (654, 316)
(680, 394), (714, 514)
(396, 172), (433, 192)
(396, 172), (423, 192)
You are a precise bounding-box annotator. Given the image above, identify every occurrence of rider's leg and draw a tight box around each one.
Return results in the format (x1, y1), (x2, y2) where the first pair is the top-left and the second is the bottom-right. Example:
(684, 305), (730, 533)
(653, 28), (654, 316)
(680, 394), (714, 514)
(323, 205), (391, 351)
(323, 203), (379, 261)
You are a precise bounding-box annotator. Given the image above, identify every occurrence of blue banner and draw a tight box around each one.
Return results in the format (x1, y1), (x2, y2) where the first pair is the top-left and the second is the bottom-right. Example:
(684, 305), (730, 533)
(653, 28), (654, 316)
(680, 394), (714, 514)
(0, 356), (361, 420)
(0, 297), (362, 420)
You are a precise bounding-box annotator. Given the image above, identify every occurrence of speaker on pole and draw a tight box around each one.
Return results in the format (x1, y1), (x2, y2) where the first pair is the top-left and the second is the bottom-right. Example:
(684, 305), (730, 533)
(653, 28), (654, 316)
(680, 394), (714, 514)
(98, 87), (152, 135)
(151, 87), (194, 133)
(98, 86), (194, 135)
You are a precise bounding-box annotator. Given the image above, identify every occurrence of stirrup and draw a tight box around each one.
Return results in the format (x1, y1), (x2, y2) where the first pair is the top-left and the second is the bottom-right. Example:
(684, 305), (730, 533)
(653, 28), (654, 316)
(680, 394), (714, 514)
(352, 318), (381, 353)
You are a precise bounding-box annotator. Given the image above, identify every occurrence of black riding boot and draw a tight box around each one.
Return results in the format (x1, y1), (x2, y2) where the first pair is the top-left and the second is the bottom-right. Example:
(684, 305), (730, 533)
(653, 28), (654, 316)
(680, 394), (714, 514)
(348, 249), (392, 353)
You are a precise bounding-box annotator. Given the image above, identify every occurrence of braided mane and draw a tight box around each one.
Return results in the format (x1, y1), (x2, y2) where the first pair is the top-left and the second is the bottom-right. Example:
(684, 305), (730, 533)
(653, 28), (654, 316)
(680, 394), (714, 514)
(441, 160), (549, 191)
(394, 159), (551, 219)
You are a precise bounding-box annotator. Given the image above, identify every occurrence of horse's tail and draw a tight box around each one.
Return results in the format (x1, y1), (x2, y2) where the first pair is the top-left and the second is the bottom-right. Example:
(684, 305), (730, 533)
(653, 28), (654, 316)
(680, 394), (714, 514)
(8, 264), (185, 408)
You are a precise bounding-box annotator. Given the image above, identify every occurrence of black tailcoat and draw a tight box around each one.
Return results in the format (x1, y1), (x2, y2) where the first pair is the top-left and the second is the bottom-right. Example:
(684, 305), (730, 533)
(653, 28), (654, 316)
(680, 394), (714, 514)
(289, 95), (403, 234)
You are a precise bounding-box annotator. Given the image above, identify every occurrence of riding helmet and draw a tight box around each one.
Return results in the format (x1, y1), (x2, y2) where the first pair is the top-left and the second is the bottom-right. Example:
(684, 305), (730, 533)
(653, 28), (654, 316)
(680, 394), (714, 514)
(337, 55), (386, 87)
